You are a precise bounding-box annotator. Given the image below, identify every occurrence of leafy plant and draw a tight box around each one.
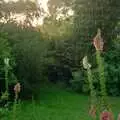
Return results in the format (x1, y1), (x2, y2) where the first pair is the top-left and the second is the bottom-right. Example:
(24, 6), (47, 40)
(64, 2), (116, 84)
(82, 56), (97, 119)
(0, 31), (17, 108)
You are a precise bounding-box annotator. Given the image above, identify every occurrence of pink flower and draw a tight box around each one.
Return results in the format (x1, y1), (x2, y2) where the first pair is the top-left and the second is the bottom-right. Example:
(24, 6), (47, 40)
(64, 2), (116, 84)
(14, 82), (21, 100)
(93, 29), (104, 51)
(100, 110), (114, 120)
(117, 113), (120, 120)
(14, 82), (21, 93)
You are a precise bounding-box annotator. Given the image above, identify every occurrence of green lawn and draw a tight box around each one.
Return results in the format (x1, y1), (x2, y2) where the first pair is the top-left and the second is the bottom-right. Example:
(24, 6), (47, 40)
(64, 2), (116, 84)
(2, 85), (120, 120)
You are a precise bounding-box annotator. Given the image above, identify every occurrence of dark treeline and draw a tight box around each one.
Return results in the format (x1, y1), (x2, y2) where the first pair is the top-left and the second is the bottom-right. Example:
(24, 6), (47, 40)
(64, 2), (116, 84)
(0, 0), (120, 100)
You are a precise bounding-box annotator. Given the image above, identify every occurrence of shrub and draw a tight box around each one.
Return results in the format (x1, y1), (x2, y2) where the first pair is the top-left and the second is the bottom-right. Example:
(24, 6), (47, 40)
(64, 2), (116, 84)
(0, 31), (17, 106)
(104, 38), (120, 96)
(71, 70), (85, 93)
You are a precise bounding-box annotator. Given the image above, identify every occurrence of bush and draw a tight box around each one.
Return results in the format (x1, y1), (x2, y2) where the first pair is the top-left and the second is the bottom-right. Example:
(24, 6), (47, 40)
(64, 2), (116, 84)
(1, 24), (52, 98)
(0, 31), (17, 105)
(71, 70), (85, 93)
(104, 39), (120, 96)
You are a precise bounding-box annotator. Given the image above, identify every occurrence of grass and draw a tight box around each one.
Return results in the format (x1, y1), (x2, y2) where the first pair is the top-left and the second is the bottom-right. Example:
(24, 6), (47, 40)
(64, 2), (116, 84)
(1, 84), (120, 120)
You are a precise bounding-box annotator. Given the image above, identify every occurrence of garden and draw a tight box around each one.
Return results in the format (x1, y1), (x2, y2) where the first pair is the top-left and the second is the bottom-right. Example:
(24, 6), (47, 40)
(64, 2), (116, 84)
(0, 0), (120, 120)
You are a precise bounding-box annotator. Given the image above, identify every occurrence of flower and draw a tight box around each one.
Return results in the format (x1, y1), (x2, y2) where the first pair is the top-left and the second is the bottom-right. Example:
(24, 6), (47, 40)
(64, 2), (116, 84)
(93, 28), (104, 51)
(14, 82), (21, 100)
(117, 113), (120, 120)
(100, 110), (114, 120)
(14, 82), (21, 93)
(82, 56), (91, 69)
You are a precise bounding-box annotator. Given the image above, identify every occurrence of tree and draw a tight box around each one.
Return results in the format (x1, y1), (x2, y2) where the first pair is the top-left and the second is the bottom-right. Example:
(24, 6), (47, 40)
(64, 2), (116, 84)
(0, 0), (41, 27)
(73, 0), (120, 48)
(1, 22), (52, 98)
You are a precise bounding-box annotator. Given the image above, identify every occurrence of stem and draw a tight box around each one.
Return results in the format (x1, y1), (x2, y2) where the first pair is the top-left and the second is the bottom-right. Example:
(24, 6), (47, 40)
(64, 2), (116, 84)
(87, 68), (96, 106)
(96, 50), (107, 110)
(5, 65), (9, 94)
(12, 98), (17, 120)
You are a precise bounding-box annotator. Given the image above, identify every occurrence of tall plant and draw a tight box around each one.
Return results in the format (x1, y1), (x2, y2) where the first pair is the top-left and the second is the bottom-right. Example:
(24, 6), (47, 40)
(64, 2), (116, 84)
(4, 58), (10, 93)
(83, 56), (97, 119)
(93, 29), (108, 110)
(83, 29), (114, 119)
(0, 31), (16, 102)
(93, 29), (114, 120)
(0, 32), (11, 101)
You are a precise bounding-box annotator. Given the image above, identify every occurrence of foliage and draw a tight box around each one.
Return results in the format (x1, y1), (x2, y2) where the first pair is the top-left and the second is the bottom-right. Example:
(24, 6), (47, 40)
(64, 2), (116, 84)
(0, 31), (16, 92)
(0, 0), (120, 99)
(0, 31), (17, 110)
(72, 0), (120, 68)
(83, 56), (97, 105)
(40, 16), (73, 39)
(0, 32), (11, 59)
(0, 0), (41, 27)
(0, 107), (10, 119)
(1, 23), (53, 98)
(96, 50), (108, 110)
(73, 0), (120, 42)
(104, 38), (120, 96)
(71, 70), (85, 93)
(87, 40), (120, 97)
(47, 0), (73, 16)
